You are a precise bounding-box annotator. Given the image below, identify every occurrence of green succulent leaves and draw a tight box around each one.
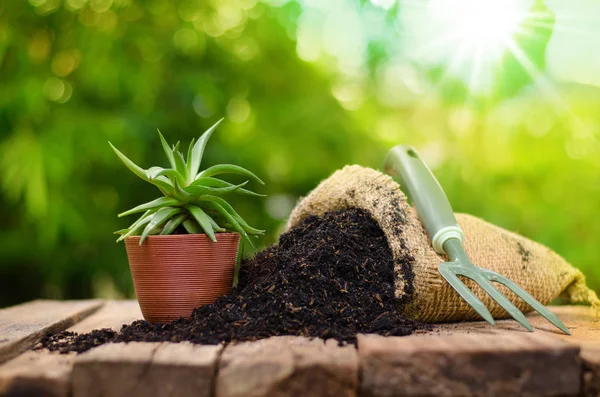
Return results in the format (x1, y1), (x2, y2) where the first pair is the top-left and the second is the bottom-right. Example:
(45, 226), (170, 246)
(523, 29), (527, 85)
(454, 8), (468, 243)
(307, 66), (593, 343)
(111, 119), (265, 246)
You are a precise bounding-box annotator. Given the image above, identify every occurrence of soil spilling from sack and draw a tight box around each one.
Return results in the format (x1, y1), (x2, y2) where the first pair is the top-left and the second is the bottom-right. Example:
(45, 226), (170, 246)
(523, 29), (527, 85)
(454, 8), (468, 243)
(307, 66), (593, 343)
(41, 208), (423, 354)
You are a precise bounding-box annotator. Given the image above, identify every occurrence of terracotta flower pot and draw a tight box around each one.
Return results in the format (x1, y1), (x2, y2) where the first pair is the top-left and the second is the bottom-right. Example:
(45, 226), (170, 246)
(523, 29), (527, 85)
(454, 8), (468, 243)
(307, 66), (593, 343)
(125, 233), (240, 323)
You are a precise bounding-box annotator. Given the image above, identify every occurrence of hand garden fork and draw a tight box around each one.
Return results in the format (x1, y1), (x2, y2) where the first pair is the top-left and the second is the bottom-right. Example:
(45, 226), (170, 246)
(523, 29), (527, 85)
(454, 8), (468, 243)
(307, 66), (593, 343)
(384, 145), (570, 334)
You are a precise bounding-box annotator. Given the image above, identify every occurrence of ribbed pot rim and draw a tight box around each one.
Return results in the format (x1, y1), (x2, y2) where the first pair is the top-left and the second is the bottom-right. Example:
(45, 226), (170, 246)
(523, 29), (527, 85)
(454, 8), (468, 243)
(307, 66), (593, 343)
(125, 232), (240, 242)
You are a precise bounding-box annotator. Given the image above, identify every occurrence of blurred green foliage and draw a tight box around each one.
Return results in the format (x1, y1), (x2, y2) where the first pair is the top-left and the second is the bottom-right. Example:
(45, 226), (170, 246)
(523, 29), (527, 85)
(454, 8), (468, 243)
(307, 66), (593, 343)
(1, 0), (599, 307)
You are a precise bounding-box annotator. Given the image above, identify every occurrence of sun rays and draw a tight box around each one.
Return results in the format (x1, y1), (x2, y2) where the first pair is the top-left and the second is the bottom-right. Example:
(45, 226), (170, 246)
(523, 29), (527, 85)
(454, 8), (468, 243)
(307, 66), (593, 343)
(397, 0), (597, 119)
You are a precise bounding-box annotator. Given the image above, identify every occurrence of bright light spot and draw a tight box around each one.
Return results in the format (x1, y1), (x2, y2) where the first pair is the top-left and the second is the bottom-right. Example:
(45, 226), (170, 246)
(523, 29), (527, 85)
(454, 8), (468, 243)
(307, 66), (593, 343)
(296, 20), (321, 62)
(376, 62), (422, 107)
(78, 7), (100, 27)
(178, 1), (200, 22)
(370, 0), (396, 10)
(266, 153), (290, 182)
(43, 78), (66, 101)
(43, 78), (73, 103)
(96, 10), (117, 31)
(448, 106), (475, 136)
(420, 143), (447, 170)
(331, 81), (364, 111)
(173, 28), (198, 54)
(32, 0), (60, 15)
(90, 0), (112, 13)
(375, 115), (403, 143)
(51, 50), (80, 77)
(265, 194), (296, 220)
(227, 96), (251, 124)
(233, 38), (259, 61)
(65, 0), (87, 11)
(424, 0), (528, 93)
(28, 32), (51, 62)
(429, 0), (523, 49)
(29, 0), (47, 7)
(192, 96), (215, 118)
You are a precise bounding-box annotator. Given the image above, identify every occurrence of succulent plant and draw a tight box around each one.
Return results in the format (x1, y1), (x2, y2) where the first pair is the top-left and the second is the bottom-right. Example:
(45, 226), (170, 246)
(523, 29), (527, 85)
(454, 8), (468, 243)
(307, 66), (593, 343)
(110, 119), (265, 246)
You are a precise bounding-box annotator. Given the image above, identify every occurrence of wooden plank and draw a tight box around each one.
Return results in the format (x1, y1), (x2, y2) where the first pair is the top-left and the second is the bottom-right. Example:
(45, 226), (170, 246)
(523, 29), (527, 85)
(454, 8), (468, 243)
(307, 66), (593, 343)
(72, 342), (159, 397)
(429, 305), (599, 396)
(0, 353), (74, 397)
(68, 300), (142, 334)
(0, 300), (103, 365)
(72, 342), (222, 397)
(216, 336), (358, 397)
(150, 343), (223, 397)
(429, 306), (599, 343)
(358, 332), (581, 397)
(0, 300), (141, 397)
(530, 306), (600, 344)
(581, 342), (600, 397)
(0, 302), (596, 397)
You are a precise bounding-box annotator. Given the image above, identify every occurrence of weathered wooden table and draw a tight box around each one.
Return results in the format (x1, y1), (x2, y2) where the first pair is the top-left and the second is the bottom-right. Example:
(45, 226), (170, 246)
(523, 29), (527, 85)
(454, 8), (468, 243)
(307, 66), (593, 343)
(0, 300), (598, 397)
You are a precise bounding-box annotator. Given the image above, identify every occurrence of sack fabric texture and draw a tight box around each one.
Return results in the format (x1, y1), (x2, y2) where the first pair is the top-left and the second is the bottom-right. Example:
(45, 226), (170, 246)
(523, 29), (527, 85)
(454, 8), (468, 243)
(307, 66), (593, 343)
(287, 165), (600, 323)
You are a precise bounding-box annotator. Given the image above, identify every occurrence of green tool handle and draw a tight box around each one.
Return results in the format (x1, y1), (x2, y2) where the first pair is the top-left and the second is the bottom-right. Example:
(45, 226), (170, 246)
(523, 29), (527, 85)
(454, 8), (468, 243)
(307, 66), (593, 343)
(384, 145), (464, 254)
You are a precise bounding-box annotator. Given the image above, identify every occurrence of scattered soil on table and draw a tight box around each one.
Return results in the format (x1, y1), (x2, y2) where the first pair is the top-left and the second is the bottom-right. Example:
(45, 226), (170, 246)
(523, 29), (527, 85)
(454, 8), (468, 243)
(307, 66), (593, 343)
(41, 208), (424, 353)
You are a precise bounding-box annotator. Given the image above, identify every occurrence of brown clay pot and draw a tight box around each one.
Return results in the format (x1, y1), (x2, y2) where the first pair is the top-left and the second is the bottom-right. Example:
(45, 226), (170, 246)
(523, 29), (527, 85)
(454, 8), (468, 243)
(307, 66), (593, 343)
(125, 233), (240, 323)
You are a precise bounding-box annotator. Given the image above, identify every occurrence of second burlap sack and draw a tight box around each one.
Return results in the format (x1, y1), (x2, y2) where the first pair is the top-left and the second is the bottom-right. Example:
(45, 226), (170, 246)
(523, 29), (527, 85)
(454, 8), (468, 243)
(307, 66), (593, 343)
(287, 165), (600, 323)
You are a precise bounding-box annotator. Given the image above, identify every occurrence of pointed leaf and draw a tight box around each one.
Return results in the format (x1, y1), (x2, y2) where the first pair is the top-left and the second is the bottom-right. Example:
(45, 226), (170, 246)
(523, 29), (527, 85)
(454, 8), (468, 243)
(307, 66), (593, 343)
(190, 177), (229, 187)
(183, 219), (202, 234)
(154, 175), (174, 186)
(191, 177), (265, 197)
(115, 210), (156, 240)
(148, 225), (163, 235)
(187, 119), (223, 182)
(202, 201), (253, 247)
(198, 164), (264, 185)
(147, 175), (176, 196)
(146, 168), (178, 189)
(157, 130), (176, 169)
(173, 150), (188, 185)
(146, 166), (167, 180)
(233, 188), (265, 197)
(186, 205), (217, 242)
(116, 211), (153, 238)
(117, 215), (153, 242)
(139, 207), (183, 245)
(172, 179), (193, 201)
(118, 197), (179, 218)
(154, 168), (182, 184)
(109, 142), (175, 195)
(127, 210), (154, 230)
(160, 214), (187, 235)
(208, 216), (225, 232)
(185, 181), (248, 196)
(186, 137), (195, 166)
(109, 142), (148, 182)
(196, 195), (264, 235)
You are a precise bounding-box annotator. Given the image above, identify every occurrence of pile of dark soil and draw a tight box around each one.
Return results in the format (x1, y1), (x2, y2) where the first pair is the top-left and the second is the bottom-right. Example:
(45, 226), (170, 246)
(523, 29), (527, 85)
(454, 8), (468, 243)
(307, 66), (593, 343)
(42, 208), (423, 354)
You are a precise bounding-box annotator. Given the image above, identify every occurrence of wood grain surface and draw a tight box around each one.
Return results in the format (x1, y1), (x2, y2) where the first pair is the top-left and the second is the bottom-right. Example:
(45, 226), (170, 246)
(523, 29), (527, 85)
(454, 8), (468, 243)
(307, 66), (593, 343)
(0, 301), (597, 397)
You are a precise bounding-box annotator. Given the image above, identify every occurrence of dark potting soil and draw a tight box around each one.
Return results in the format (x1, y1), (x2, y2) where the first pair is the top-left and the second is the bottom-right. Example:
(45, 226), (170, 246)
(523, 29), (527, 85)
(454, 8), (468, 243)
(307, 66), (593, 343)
(41, 208), (423, 354)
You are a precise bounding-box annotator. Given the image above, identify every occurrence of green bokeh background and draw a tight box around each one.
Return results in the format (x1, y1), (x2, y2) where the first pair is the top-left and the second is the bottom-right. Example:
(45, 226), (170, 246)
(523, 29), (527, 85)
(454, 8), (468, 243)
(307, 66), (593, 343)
(1, 0), (599, 307)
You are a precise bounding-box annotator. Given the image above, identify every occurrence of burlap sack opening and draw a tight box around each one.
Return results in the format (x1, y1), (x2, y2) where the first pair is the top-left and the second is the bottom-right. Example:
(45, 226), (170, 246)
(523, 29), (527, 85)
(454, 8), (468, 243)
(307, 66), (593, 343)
(287, 165), (600, 323)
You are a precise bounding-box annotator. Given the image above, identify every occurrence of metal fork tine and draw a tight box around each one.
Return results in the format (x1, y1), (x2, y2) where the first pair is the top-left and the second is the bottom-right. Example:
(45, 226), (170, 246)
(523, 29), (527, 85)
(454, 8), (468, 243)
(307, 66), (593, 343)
(438, 264), (495, 325)
(458, 269), (534, 332)
(482, 270), (571, 335)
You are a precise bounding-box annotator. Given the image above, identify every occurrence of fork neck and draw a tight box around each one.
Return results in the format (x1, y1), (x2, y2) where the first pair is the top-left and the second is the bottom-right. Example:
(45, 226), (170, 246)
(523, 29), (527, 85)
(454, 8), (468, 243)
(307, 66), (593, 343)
(443, 238), (471, 264)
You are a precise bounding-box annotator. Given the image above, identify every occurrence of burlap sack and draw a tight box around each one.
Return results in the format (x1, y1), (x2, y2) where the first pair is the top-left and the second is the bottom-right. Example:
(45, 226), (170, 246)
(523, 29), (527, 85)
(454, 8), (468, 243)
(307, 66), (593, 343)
(287, 165), (600, 323)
